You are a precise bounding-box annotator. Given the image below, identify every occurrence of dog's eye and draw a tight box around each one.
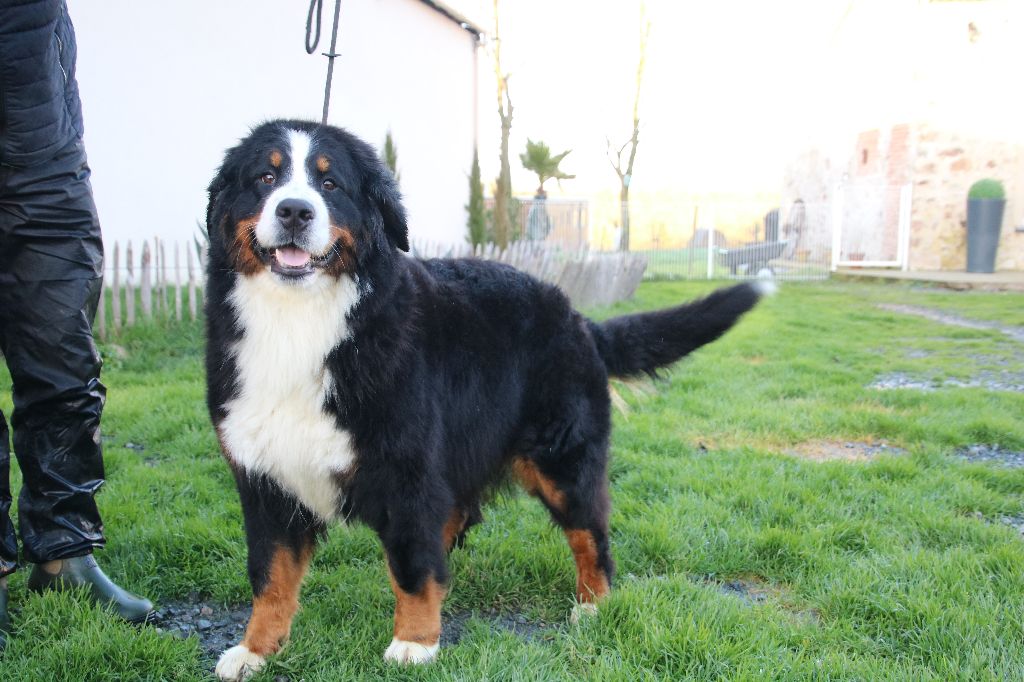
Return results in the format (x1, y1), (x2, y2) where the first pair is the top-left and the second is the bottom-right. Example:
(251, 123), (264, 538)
(260, 173), (276, 186)
(322, 178), (338, 191)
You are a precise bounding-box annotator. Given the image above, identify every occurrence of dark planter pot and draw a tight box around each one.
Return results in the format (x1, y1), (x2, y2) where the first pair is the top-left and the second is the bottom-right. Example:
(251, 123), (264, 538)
(966, 198), (1005, 273)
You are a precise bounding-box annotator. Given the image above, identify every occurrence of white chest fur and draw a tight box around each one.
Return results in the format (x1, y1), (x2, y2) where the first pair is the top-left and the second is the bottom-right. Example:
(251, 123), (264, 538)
(220, 272), (360, 520)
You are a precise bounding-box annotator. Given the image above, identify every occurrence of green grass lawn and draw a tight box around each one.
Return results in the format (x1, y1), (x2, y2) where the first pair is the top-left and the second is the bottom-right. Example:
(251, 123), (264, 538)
(1, 280), (1023, 681)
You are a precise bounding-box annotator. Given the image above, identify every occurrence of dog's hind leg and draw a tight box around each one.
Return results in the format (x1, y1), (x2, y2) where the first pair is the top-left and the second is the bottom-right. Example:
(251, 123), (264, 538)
(512, 447), (615, 620)
(216, 475), (322, 682)
(441, 503), (483, 552)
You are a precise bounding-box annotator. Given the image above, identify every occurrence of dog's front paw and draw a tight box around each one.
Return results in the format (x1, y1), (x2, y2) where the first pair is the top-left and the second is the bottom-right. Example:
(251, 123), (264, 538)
(215, 644), (266, 681)
(383, 638), (439, 664)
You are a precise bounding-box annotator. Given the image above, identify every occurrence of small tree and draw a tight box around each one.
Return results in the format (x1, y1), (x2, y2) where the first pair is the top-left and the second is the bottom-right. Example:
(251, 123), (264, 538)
(381, 129), (400, 184)
(492, 0), (513, 249)
(466, 148), (487, 247)
(607, 4), (651, 252)
(519, 139), (575, 196)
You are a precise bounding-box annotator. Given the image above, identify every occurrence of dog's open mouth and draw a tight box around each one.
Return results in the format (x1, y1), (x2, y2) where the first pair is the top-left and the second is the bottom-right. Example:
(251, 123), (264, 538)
(263, 245), (330, 278)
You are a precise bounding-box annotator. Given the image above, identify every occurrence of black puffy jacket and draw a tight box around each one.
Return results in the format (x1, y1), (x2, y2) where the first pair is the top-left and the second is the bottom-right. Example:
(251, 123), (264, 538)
(0, 0), (84, 168)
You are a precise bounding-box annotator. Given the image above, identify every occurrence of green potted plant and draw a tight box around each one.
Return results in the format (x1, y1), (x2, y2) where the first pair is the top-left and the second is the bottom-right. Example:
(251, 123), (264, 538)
(966, 178), (1005, 273)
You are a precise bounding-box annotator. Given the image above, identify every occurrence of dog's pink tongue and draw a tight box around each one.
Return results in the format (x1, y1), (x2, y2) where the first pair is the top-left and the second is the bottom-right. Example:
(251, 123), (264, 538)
(276, 246), (311, 267)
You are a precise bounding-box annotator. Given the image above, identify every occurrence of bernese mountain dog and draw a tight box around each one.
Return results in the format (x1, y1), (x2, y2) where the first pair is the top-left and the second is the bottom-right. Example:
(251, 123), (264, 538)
(204, 119), (771, 680)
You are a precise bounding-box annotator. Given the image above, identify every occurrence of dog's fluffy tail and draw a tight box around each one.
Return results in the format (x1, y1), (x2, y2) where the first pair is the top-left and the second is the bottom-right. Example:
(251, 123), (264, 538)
(589, 281), (774, 379)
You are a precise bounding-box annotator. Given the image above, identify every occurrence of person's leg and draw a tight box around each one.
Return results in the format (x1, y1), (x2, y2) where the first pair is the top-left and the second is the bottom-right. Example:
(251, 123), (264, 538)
(0, 140), (106, 563)
(3, 275), (107, 563)
(0, 140), (151, 621)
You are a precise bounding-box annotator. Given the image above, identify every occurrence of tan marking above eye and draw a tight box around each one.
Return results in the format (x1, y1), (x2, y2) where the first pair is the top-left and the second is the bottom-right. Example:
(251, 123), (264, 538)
(270, 150), (283, 168)
(316, 155), (330, 173)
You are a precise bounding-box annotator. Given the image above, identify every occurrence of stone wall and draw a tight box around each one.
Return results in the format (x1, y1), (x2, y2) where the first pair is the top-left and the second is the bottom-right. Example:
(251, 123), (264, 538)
(910, 124), (1023, 271)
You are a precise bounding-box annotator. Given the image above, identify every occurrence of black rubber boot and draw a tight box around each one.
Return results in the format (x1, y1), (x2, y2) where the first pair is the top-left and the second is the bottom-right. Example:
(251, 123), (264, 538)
(27, 555), (154, 623)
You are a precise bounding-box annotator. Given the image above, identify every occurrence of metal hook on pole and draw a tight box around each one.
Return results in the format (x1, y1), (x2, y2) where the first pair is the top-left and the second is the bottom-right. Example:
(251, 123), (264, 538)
(306, 0), (343, 124)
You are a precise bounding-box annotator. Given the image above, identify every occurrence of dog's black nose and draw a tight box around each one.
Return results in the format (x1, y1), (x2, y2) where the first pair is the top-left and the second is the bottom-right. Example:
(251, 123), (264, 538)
(276, 198), (315, 231)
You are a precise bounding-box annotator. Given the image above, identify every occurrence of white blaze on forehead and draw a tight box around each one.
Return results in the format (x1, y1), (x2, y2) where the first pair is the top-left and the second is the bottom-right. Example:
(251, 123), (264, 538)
(253, 128), (331, 255)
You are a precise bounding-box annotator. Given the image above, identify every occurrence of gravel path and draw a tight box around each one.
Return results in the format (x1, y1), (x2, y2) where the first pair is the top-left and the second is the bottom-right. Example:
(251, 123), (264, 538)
(878, 304), (1024, 343)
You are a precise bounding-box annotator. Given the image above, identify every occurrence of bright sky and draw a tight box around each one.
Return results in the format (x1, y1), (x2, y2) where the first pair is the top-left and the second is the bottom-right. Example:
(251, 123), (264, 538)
(473, 0), (1021, 198)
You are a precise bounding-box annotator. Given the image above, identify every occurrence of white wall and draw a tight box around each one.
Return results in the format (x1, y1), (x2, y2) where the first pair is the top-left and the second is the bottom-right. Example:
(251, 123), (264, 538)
(70, 0), (479, 257)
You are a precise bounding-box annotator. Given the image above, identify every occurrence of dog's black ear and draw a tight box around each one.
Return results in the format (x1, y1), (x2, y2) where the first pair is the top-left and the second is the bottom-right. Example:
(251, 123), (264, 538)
(205, 172), (227, 245)
(369, 166), (409, 252)
(206, 142), (243, 249)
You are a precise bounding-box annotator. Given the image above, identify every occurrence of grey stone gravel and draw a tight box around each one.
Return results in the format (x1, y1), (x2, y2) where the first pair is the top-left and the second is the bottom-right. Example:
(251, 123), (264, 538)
(956, 444), (1024, 468)
(154, 599), (250, 662)
(870, 371), (1024, 393)
(999, 515), (1024, 538)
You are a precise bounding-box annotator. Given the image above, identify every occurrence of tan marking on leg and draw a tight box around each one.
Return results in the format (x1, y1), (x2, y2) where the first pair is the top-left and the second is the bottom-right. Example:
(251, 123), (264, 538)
(386, 566), (444, 646)
(512, 458), (566, 512)
(442, 509), (468, 551)
(270, 150), (283, 168)
(232, 217), (263, 275)
(240, 546), (312, 656)
(565, 529), (610, 603)
(316, 155), (330, 173)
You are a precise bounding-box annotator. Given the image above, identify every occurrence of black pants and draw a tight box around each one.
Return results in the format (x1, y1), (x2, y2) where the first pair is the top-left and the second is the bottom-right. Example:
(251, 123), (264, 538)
(0, 139), (106, 577)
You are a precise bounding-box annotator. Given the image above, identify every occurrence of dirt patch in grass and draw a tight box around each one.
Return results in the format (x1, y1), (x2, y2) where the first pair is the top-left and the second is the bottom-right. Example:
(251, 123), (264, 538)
(153, 598), (557, 664)
(957, 444), (1024, 468)
(878, 304), (1024, 343)
(154, 598), (249, 662)
(440, 609), (560, 646)
(700, 574), (820, 624)
(784, 440), (907, 463)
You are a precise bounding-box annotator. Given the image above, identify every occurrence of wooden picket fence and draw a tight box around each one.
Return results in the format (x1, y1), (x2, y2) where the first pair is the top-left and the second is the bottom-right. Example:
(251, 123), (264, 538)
(96, 238), (206, 339)
(411, 240), (648, 309)
(95, 238), (648, 339)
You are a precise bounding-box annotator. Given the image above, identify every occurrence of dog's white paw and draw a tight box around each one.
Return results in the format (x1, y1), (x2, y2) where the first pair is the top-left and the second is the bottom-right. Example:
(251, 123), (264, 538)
(570, 602), (599, 625)
(215, 645), (265, 681)
(383, 638), (439, 664)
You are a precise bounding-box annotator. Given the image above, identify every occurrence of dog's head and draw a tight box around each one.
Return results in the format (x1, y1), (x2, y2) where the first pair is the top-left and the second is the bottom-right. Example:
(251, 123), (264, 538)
(206, 120), (408, 284)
